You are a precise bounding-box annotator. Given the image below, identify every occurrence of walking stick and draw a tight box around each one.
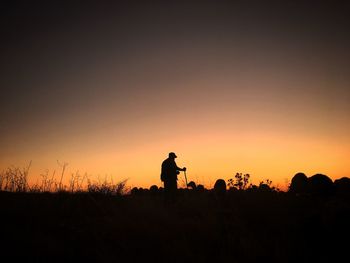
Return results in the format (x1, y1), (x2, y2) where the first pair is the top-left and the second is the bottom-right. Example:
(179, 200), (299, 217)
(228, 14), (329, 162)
(184, 170), (188, 189)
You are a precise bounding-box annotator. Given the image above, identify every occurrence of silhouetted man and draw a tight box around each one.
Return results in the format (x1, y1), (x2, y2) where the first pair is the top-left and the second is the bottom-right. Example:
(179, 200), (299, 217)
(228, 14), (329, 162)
(161, 152), (186, 203)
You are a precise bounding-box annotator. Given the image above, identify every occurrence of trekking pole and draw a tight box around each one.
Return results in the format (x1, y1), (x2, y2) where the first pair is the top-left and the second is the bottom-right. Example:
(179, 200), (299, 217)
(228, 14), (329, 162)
(184, 170), (188, 188)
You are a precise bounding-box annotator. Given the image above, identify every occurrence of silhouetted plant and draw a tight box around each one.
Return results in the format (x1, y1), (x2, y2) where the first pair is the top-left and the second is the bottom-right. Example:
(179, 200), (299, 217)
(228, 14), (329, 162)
(289, 172), (308, 195)
(87, 177), (128, 195)
(187, 181), (197, 190)
(1, 162), (31, 192)
(214, 179), (227, 199)
(0, 170), (5, 190)
(334, 177), (350, 196)
(68, 171), (88, 192)
(57, 160), (68, 192)
(258, 179), (278, 192)
(259, 179), (272, 187)
(197, 184), (205, 191)
(228, 173), (250, 190)
(308, 173), (334, 196)
(40, 169), (54, 192)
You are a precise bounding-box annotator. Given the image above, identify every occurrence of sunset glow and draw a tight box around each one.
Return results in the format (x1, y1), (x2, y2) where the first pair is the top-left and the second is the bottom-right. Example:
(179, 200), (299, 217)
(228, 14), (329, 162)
(1, 1), (349, 190)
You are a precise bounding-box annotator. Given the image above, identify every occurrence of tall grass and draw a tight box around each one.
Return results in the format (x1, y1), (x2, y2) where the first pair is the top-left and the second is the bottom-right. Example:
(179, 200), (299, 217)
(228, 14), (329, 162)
(0, 161), (31, 192)
(0, 162), (128, 195)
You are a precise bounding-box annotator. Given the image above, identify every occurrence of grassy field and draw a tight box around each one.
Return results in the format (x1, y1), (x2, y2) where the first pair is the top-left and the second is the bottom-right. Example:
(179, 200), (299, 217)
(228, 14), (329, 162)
(1, 183), (350, 262)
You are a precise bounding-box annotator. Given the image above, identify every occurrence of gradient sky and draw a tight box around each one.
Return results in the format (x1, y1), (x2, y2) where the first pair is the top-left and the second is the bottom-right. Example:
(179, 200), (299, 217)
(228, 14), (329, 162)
(1, 1), (350, 189)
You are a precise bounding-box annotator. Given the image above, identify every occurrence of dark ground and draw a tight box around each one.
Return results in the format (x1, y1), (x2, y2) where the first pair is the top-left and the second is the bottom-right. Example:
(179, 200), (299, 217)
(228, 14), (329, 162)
(1, 189), (349, 262)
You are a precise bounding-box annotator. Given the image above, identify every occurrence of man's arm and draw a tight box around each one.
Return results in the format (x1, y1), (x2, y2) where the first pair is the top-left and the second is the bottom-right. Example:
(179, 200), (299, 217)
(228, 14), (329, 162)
(175, 162), (186, 171)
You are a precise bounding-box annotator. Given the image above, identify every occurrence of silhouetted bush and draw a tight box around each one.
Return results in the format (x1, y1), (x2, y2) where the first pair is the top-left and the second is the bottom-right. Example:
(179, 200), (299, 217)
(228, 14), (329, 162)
(289, 172), (309, 195)
(197, 184), (205, 192)
(187, 181), (197, 190)
(334, 177), (350, 197)
(149, 185), (159, 195)
(228, 173), (250, 190)
(131, 187), (139, 195)
(308, 174), (334, 197)
(258, 183), (271, 192)
(213, 179), (226, 199)
(87, 179), (128, 196)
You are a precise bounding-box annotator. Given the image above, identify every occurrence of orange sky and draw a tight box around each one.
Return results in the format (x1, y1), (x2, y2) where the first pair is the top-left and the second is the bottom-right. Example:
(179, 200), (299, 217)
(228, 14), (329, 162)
(1, 2), (350, 190)
(1, 59), (350, 190)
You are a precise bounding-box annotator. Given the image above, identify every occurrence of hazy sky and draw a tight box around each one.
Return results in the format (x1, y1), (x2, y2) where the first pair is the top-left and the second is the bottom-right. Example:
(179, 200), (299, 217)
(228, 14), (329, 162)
(1, 1), (350, 189)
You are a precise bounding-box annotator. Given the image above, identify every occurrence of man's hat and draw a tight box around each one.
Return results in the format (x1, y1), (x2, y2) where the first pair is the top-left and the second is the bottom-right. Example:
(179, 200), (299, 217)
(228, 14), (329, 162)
(169, 152), (177, 158)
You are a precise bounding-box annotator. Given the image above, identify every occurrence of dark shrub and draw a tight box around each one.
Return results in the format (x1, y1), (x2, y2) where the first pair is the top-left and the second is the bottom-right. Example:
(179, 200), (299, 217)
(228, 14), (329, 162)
(213, 179), (226, 199)
(289, 172), (309, 194)
(197, 184), (205, 192)
(150, 185), (159, 195)
(308, 174), (334, 196)
(187, 181), (197, 190)
(334, 177), (350, 197)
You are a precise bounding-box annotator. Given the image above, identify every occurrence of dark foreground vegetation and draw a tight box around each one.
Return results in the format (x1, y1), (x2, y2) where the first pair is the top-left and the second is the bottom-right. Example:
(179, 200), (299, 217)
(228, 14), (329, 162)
(1, 173), (350, 262)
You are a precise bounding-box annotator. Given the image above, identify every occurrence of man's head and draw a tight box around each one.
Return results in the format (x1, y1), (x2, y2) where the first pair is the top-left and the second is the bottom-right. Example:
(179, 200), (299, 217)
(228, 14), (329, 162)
(168, 152), (177, 159)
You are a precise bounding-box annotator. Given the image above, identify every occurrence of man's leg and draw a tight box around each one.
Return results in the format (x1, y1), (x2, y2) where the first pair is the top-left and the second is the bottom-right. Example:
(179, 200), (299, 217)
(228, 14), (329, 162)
(164, 180), (177, 205)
